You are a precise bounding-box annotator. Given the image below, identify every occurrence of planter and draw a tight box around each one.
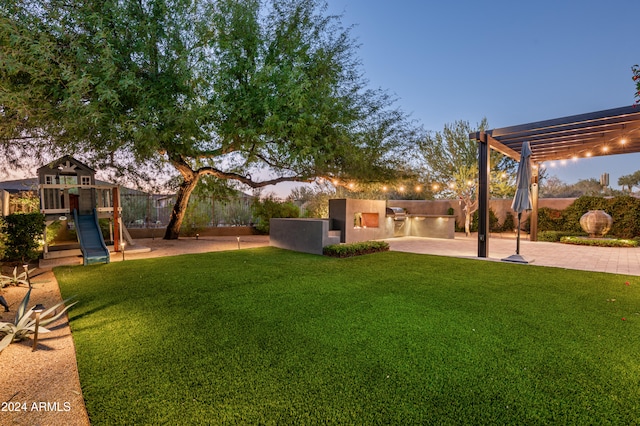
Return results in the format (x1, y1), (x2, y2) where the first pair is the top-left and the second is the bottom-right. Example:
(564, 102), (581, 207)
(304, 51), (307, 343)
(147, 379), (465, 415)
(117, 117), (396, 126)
(579, 210), (613, 237)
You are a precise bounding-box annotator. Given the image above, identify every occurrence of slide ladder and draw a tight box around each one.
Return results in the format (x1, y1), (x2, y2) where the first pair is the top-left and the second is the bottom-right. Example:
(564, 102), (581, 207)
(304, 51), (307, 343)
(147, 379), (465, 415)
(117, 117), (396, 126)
(74, 209), (110, 266)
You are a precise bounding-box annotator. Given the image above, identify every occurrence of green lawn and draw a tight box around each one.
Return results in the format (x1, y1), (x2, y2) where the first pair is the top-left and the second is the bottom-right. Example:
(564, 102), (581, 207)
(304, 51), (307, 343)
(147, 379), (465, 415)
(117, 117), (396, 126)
(56, 248), (640, 425)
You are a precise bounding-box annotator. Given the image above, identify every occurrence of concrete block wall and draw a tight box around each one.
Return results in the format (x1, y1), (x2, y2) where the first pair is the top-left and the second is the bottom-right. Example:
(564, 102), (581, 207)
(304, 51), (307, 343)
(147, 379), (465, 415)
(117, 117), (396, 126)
(270, 218), (339, 255)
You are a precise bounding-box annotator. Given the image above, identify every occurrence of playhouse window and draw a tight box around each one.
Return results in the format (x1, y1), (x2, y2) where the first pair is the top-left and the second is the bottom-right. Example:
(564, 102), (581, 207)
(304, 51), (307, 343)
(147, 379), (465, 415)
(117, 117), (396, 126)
(44, 175), (55, 185)
(81, 176), (91, 186)
(59, 175), (78, 194)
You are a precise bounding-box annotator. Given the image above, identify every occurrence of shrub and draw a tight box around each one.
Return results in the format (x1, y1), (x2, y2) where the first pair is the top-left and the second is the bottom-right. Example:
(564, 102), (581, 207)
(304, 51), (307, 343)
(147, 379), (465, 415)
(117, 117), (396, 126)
(252, 196), (300, 234)
(536, 207), (565, 231)
(3, 212), (45, 262)
(537, 231), (585, 242)
(500, 211), (516, 232)
(471, 209), (499, 232)
(560, 196), (640, 238)
(323, 241), (390, 258)
(560, 236), (638, 248)
(606, 196), (640, 239)
(0, 217), (6, 260)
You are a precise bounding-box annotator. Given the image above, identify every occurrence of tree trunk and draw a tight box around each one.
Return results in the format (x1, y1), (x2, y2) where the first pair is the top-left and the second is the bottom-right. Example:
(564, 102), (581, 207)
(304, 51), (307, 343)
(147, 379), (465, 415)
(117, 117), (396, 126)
(464, 210), (471, 236)
(163, 175), (200, 240)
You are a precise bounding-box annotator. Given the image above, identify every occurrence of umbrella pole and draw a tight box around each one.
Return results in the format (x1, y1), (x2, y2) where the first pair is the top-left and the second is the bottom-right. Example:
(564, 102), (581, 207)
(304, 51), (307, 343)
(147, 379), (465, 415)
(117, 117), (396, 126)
(516, 212), (522, 255)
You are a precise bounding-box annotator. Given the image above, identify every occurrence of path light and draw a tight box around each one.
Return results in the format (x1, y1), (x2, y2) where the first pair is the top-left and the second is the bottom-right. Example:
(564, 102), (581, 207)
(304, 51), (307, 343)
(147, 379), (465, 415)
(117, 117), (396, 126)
(237, 236), (240, 250)
(121, 242), (125, 261)
(23, 264), (31, 287)
(196, 233), (199, 240)
(32, 304), (45, 352)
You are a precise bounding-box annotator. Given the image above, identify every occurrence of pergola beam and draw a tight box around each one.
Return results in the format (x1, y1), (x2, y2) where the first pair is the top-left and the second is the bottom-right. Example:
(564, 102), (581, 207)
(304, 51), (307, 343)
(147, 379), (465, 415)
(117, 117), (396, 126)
(470, 105), (640, 258)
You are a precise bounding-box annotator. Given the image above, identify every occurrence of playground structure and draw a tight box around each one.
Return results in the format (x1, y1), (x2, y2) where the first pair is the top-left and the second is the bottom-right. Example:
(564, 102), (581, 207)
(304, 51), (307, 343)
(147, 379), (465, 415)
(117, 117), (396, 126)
(38, 156), (134, 265)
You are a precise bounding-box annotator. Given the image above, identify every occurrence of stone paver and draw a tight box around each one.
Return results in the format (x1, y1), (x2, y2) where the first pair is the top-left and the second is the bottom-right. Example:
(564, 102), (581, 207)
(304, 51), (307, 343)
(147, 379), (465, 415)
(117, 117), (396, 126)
(385, 234), (640, 276)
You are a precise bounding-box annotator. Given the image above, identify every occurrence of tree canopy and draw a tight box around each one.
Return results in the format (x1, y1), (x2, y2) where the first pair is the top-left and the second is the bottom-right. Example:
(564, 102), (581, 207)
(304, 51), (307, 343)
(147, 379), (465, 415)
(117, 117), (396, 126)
(618, 170), (640, 193)
(416, 119), (516, 234)
(1, 0), (418, 238)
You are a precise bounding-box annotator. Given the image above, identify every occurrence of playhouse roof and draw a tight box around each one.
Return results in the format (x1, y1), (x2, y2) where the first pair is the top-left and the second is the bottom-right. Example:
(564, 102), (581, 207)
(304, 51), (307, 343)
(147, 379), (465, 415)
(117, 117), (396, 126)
(37, 155), (96, 175)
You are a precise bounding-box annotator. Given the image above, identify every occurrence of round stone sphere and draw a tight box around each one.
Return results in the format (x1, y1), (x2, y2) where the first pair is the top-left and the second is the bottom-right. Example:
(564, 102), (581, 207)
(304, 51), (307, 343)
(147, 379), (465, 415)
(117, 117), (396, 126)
(579, 210), (613, 237)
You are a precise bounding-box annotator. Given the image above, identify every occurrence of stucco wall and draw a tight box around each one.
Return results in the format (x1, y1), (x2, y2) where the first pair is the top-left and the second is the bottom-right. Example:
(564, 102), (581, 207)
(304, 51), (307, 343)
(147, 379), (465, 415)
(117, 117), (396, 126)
(389, 198), (578, 228)
(329, 199), (390, 243)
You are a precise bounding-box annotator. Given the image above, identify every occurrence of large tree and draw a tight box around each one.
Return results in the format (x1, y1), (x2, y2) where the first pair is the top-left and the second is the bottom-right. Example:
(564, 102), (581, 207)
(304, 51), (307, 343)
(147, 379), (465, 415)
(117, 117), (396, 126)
(417, 119), (516, 235)
(0, 0), (416, 238)
(618, 170), (640, 193)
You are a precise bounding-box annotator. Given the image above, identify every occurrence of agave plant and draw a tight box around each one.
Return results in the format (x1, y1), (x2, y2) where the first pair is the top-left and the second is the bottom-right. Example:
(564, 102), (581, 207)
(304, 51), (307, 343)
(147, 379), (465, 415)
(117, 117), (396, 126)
(0, 266), (35, 288)
(0, 287), (76, 353)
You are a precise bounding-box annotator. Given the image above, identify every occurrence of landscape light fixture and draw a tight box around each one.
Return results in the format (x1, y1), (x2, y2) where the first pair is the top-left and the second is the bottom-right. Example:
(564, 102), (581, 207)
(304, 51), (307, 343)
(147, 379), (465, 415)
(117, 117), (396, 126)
(23, 264), (31, 287)
(121, 242), (125, 261)
(237, 236), (241, 250)
(32, 304), (45, 351)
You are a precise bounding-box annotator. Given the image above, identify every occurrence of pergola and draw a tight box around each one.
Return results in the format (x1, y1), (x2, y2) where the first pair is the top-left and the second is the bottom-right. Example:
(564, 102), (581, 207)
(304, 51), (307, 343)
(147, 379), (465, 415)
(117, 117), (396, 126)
(470, 105), (640, 258)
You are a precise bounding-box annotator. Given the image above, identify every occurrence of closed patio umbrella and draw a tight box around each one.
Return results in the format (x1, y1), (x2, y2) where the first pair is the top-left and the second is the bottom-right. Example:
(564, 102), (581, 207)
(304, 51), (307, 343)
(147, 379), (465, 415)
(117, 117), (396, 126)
(502, 141), (533, 264)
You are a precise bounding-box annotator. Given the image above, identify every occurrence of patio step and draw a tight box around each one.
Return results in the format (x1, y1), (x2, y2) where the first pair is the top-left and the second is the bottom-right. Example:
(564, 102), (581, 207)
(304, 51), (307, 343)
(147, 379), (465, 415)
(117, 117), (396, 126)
(326, 230), (341, 246)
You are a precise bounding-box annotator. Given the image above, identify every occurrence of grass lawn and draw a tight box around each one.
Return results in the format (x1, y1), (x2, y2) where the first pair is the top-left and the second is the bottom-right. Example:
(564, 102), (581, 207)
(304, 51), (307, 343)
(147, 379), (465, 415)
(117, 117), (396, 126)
(56, 248), (640, 425)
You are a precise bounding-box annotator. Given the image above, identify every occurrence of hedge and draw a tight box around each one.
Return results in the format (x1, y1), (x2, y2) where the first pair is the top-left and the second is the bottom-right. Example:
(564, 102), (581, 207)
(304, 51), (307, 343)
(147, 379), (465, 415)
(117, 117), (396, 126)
(323, 241), (390, 258)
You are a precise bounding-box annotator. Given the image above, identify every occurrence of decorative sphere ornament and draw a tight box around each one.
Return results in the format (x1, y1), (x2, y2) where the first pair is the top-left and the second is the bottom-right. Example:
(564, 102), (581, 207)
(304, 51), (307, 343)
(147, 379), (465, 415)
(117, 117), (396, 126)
(579, 210), (612, 237)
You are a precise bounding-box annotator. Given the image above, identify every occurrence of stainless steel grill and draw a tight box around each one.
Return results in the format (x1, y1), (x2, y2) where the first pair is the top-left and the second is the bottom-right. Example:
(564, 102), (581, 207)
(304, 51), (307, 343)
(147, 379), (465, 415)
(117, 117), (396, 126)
(386, 207), (406, 221)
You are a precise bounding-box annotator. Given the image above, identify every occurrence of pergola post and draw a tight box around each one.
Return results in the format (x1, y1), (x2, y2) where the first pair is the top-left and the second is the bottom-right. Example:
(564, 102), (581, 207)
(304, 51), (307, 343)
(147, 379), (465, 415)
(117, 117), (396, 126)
(530, 163), (539, 242)
(477, 132), (490, 257)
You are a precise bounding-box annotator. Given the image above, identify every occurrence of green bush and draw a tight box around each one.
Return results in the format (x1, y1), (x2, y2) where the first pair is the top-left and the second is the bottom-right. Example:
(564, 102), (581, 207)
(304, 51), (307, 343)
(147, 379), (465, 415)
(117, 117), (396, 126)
(560, 236), (638, 248)
(0, 217), (6, 260)
(537, 231), (585, 242)
(3, 212), (45, 262)
(606, 196), (640, 239)
(560, 196), (640, 238)
(500, 211), (516, 232)
(471, 209), (499, 232)
(536, 207), (565, 231)
(252, 196), (300, 234)
(323, 241), (390, 258)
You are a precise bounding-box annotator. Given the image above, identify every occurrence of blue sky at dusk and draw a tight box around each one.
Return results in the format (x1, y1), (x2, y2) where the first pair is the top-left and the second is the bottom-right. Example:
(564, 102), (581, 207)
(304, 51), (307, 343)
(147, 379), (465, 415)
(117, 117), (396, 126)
(318, 0), (640, 190)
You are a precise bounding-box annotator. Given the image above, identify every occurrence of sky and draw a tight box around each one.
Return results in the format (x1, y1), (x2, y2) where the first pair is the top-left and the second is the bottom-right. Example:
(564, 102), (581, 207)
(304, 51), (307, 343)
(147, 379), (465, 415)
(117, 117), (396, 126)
(272, 0), (640, 197)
